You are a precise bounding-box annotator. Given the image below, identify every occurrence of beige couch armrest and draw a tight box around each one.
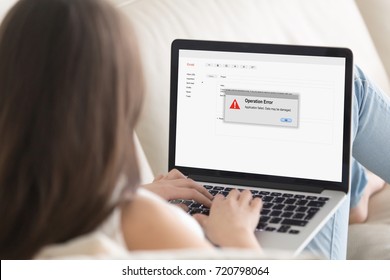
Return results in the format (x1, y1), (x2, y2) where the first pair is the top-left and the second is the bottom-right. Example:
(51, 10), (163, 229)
(356, 0), (390, 86)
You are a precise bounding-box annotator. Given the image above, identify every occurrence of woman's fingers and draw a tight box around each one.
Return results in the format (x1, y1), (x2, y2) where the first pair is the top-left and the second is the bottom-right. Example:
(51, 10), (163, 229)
(197, 189), (262, 249)
(165, 168), (187, 180)
(175, 203), (189, 212)
(184, 179), (213, 200)
(226, 188), (240, 199)
(238, 189), (253, 205)
(250, 197), (263, 212)
(150, 169), (261, 216)
(173, 184), (213, 207)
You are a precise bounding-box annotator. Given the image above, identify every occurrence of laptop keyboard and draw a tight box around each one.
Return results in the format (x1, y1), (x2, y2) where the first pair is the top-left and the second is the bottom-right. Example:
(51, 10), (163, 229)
(172, 184), (329, 235)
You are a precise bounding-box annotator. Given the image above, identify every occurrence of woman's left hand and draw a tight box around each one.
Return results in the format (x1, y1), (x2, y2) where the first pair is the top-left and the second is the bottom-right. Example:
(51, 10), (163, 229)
(142, 169), (213, 208)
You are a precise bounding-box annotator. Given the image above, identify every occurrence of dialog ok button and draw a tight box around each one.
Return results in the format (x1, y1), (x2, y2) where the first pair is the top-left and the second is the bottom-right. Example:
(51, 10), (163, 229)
(280, 118), (293, 123)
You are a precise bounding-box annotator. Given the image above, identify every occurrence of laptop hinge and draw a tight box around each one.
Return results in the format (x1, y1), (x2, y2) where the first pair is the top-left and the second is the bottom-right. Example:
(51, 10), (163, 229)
(189, 175), (324, 194)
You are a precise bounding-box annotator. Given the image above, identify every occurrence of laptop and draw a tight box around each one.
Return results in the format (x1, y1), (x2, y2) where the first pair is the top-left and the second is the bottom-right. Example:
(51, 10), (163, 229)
(169, 39), (353, 255)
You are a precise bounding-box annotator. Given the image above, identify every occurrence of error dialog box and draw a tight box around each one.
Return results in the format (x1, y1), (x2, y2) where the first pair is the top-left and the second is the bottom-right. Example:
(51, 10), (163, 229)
(224, 89), (299, 128)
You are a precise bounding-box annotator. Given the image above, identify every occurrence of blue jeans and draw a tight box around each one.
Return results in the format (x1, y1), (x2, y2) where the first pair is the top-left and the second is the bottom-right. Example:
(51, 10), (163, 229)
(304, 66), (390, 259)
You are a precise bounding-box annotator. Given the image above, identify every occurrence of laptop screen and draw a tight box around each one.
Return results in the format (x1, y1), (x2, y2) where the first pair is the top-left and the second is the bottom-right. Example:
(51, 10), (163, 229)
(170, 40), (352, 187)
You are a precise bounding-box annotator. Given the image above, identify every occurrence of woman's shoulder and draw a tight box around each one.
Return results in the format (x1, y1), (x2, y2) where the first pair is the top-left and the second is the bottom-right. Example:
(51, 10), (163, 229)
(121, 188), (211, 250)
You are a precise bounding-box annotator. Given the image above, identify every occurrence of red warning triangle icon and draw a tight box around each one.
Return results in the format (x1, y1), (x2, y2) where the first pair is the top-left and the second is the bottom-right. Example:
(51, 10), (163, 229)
(230, 99), (240, 109)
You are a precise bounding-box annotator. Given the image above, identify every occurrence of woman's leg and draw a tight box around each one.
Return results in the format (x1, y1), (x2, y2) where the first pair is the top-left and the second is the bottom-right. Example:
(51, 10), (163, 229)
(349, 166), (385, 224)
(349, 159), (367, 209)
(304, 160), (366, 259)
(304, 194), (350, 259)
(305, 66), (390, 259)
(351, 66), (390, 183)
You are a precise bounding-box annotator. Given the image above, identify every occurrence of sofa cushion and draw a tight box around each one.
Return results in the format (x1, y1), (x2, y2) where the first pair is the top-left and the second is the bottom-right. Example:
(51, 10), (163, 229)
(347, 224), (390, 259)
(0, 0), (17, 22)
(347, 185), (390, 259)
(356, 0), (390, 83)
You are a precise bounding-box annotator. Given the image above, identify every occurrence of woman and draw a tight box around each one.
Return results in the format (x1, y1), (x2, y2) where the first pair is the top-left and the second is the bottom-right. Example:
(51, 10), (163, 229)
(1, 0), (389, 260)
(0, 0), (262, 259)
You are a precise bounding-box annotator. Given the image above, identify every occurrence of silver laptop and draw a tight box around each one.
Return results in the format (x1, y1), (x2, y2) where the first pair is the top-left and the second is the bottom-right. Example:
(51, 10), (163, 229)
(169, 39), (353, 255)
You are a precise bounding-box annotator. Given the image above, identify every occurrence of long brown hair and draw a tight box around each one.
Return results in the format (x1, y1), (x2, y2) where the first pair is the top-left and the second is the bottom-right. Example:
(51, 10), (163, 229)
(0, 0), (143, 259)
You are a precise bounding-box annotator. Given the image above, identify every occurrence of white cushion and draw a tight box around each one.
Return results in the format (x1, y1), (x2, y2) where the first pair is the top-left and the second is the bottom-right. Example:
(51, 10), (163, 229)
(355, 0), (390, 84)
(348, 223), (390, 259)
(0, 0), (17, 23)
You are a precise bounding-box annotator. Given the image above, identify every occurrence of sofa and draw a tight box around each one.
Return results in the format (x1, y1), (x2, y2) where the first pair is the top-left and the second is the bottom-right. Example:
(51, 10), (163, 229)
(1, 0), (389, 259)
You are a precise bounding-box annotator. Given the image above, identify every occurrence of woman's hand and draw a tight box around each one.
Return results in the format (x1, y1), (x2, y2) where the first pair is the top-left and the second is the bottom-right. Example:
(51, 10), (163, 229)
(194, 189), (262, 250)
(142, 169), (213, 208)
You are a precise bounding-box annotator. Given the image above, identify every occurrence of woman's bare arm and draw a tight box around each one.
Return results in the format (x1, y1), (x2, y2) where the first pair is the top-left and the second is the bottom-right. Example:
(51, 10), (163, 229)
(121, 191), (212, 251)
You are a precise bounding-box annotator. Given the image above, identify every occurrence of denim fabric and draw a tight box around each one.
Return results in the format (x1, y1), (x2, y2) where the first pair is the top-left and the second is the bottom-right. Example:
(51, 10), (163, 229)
(305, 66), (390, 259)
